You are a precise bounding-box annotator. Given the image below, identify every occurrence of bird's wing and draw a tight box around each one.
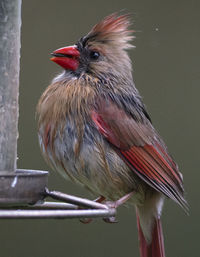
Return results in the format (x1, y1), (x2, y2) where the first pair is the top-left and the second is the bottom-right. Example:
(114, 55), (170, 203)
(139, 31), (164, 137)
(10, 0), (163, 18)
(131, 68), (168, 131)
(91, 97), (188, 210)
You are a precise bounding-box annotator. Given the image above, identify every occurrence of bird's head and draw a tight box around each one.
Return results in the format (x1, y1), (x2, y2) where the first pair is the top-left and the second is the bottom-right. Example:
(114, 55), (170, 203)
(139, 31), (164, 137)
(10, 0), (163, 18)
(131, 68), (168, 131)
(51, 13), (134, 82)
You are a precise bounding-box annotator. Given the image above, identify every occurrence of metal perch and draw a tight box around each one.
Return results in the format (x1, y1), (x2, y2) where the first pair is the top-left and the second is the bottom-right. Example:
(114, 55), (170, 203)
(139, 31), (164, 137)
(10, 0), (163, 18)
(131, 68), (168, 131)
(0, 186), (116, 219)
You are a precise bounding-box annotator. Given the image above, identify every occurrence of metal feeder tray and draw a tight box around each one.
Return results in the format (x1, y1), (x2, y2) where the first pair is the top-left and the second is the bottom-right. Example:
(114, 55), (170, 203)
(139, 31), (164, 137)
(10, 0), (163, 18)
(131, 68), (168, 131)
(0, 169), (116, 220)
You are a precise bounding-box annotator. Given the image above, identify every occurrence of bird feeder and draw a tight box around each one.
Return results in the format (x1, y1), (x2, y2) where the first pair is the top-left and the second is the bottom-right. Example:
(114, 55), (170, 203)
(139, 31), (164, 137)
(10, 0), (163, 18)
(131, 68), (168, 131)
(0, 0), (115, 220)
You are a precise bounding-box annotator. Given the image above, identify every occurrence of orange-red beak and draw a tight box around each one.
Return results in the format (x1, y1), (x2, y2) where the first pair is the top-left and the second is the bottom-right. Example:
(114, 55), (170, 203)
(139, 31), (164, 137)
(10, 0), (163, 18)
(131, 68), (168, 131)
(51, 45), (80, 71)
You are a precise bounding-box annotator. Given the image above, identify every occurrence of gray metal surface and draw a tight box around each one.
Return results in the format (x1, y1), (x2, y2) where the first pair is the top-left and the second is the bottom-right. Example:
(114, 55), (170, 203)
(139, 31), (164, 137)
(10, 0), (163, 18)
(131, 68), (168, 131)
(33, 202), (78, 209)
(0, 208), (116, 219)
(0, 0), (21, 172)
(45, 189), (109, 209)
(0, 169), (48, 205)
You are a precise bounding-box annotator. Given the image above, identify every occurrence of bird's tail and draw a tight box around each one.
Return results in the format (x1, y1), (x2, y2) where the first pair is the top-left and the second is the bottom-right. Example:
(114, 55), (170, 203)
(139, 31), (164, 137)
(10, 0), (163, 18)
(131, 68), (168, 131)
(136, 192), (165, 257)
(136, 211), (165, 257)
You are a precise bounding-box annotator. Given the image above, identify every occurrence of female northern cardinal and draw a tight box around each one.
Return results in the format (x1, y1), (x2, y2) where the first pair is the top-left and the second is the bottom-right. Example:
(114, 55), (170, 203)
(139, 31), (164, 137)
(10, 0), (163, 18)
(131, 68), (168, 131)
(37, 13), (188, 257)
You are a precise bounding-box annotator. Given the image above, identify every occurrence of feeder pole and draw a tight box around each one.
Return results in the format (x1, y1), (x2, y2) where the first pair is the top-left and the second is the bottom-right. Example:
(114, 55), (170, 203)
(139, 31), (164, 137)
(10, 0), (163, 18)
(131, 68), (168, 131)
(0, 0), (21, 171)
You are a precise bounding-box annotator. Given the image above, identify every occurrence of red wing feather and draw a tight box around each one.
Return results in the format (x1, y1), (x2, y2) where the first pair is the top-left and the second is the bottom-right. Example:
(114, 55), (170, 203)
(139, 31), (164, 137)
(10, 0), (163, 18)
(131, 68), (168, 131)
(119, 145), (186, 208)
(91, 102), (188, 211)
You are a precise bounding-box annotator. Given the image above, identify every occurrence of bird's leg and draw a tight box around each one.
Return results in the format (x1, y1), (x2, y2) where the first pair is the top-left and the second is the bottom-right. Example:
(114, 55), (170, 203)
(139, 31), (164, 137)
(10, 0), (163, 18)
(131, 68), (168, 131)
(80, 192), (134, 224)
(105, 191), (134, 208)
(80, 195), (106, 224)
(103, 191), (134, 223)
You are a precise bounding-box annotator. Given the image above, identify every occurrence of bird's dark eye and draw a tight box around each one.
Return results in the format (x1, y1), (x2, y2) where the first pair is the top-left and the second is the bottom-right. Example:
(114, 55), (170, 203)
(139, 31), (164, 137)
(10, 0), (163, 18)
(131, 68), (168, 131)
(90, 51), (100, 60)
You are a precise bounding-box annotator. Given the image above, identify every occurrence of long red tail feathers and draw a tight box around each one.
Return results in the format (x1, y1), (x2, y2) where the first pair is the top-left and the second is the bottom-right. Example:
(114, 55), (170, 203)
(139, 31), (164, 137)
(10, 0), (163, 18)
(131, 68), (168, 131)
(136, 213), (165, 257)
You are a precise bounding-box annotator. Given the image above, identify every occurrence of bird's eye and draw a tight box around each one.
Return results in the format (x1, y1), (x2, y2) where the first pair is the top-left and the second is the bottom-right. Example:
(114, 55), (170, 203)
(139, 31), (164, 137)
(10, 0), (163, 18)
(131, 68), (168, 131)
(90, 51), (100, 60)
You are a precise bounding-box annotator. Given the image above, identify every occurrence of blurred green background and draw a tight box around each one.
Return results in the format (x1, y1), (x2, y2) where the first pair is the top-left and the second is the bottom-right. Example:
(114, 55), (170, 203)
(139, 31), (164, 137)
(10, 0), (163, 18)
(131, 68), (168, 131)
(0, 0), (199, 256)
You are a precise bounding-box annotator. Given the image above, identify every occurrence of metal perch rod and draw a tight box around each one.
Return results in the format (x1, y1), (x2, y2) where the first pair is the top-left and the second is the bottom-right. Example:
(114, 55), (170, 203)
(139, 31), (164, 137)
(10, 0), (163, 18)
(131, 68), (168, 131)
(45, 189), (109, 210)
(0, 209), (115, 219)
(0, 189), (116, 219)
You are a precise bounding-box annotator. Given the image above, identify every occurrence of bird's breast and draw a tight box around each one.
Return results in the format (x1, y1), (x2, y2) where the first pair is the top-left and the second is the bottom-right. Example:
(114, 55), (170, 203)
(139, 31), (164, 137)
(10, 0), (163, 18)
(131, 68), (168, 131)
(37, 79), (145, 203)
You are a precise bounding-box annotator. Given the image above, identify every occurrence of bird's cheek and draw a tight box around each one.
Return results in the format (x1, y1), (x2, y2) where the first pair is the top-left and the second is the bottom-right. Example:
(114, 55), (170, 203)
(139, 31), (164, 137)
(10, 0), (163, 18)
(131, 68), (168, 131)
(51, 57), (79, 71)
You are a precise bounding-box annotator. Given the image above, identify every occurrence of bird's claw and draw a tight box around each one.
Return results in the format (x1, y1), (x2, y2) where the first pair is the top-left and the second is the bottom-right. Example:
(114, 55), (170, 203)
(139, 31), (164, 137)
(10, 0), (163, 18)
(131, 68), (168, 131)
(79, 218), (93, 224)
(103, 216), (118, 223)
(79, 194), (133, 224)
(79, 195), (106, 224)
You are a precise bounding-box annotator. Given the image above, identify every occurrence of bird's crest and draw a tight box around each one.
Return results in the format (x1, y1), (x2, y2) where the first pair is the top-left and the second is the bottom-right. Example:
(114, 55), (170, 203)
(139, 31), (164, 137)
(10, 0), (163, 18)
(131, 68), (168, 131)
(85, 13), (134, 49)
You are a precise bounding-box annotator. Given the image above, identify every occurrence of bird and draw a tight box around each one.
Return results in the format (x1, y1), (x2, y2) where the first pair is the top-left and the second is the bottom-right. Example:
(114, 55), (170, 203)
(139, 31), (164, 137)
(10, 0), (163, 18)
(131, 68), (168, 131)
(37, 13), (188, 257)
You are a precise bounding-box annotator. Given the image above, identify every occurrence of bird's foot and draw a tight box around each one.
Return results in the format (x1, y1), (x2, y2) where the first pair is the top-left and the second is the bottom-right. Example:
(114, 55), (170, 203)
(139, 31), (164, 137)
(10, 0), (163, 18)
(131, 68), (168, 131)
(80, 218), (93, 224)
(103, 216), (118, 223)
(80, 192), (134, 224)
(79, 196), (105, 224)
(102, 191), (134, 224)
